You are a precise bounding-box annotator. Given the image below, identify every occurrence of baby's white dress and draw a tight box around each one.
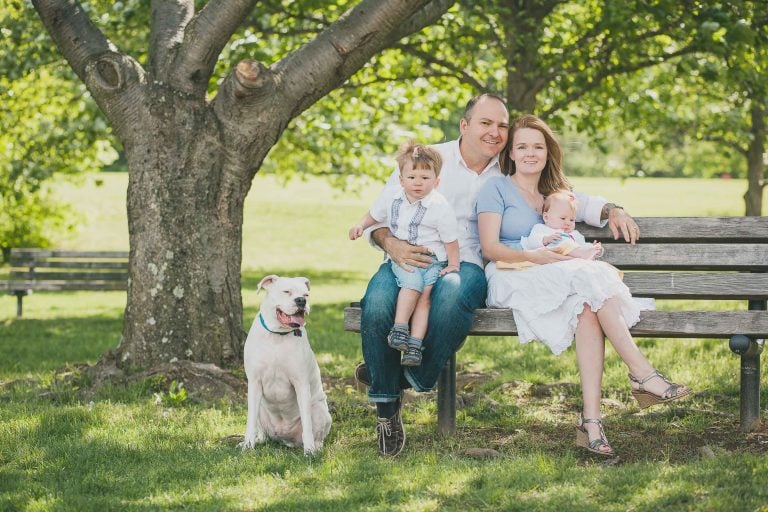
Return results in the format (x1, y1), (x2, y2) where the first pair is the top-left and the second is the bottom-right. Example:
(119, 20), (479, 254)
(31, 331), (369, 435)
(485, 259), (641, 355)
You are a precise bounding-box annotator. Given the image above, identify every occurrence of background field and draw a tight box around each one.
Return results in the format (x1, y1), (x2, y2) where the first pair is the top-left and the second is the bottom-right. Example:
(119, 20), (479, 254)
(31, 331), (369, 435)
(1, 174), (767, 511)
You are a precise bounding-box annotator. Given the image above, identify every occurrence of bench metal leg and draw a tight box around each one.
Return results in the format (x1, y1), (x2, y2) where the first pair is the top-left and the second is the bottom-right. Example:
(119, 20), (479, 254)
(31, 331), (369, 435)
(743, 299), (766, 432)
(437, 353), (457, 435)
(738, 340), (762, 432)
(730, 299), (766, 432)
(15, 291), (24, 318)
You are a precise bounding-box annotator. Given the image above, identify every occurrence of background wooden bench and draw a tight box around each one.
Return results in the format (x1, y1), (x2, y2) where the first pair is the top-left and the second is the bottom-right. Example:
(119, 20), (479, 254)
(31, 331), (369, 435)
(2, 249), (129, 318)
(344, 217), (768, 434)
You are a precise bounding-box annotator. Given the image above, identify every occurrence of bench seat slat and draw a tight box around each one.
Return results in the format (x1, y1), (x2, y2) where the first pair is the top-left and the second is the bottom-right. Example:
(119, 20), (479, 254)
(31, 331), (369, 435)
(343, 306), (768, 339)
(623, 272), (768, 299)
(10, 250), (129, 260)
(600, 244), (768, 270)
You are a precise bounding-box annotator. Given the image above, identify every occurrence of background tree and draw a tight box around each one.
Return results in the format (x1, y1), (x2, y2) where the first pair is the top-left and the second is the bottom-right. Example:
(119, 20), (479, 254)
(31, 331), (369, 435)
(0, 2), (119, 257)
(248, 0), (731, 189)
(31, 0), (455, 370)
(585, 2), (767, 214)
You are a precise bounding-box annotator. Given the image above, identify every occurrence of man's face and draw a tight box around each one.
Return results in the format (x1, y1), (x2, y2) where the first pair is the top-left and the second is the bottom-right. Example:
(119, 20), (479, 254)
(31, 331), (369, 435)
(459, 98), (509, 164)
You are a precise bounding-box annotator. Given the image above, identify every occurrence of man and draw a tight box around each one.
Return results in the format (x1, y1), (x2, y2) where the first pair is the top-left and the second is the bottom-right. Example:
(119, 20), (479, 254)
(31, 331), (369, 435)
(358, 93), (638, 456)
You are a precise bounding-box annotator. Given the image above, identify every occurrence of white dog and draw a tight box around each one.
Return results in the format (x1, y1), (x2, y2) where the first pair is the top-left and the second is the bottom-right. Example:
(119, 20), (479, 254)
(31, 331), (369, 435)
(239, 275), (331, 455)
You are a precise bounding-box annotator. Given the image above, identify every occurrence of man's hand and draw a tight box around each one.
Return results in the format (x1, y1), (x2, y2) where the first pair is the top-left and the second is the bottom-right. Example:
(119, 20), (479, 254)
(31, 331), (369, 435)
(372, 228), (433, 272)
(606, 205), (640, 244)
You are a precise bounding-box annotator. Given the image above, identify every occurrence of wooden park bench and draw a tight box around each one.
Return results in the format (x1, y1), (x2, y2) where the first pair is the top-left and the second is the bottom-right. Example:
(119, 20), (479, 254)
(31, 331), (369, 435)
(1, 248), (129, 318)
(344, 217), (768, 434)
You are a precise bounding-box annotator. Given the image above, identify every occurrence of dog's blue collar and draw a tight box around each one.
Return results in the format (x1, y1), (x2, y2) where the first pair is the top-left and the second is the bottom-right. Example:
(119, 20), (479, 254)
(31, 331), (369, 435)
(259, 313), (302, 337)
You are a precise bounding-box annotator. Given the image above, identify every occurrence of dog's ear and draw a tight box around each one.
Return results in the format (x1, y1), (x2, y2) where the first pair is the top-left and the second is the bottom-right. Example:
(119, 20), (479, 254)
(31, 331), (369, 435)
(258, 275), (279, 291)
(301, 277), (310, 290)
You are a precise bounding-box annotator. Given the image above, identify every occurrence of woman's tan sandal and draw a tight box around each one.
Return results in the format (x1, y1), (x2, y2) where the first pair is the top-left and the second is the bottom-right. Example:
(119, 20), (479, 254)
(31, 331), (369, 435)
(629, 370), (692, 409)
(575, 415), (614, 456)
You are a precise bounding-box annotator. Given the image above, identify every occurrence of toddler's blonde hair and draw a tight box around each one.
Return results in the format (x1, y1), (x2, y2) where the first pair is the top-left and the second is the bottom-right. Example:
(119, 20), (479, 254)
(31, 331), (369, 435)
(396, 141), (443, 176)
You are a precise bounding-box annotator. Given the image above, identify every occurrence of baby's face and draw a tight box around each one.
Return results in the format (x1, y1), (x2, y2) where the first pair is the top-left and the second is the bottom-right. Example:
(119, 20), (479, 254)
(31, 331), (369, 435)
(543, 200), (576, 231)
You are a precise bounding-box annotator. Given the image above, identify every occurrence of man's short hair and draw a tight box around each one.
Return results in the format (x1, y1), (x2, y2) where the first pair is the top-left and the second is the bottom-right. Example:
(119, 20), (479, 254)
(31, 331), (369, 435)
(463, 93), (507, 122)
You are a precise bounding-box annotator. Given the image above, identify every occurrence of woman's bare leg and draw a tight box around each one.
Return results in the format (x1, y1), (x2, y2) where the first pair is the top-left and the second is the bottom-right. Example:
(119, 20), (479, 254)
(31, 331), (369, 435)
(596, 297), (689, 397)
(574, 305), (611, 453)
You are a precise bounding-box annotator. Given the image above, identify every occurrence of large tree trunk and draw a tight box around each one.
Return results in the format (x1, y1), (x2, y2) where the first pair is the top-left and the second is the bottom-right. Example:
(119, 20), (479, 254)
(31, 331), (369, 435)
(744, 101), (766, 216)
(117, 88), (249, 369)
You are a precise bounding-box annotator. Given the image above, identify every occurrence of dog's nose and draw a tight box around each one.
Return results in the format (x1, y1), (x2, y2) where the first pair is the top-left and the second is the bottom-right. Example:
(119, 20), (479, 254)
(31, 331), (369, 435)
(295, 297), (306, 308)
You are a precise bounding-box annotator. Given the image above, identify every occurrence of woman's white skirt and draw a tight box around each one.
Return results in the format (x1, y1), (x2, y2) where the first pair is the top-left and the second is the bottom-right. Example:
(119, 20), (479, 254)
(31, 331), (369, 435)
(485, 259), (641, 355)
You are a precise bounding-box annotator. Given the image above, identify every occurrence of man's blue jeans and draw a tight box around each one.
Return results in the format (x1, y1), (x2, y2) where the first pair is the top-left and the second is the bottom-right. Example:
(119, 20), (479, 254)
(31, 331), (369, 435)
(360, 261), (487, 402)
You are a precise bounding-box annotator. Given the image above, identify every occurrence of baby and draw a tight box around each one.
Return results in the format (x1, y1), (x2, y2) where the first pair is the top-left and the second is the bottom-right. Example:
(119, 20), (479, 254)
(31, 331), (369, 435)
(521, 190), (603, 259)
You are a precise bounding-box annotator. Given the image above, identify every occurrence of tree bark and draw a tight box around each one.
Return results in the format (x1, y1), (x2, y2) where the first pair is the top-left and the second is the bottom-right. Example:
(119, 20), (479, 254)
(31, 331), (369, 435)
(744, 100), (766, 216)
(117, 85), (249, 369)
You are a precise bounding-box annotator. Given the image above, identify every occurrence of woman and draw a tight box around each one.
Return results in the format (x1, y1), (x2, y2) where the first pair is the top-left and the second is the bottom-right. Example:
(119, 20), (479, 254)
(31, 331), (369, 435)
(475, 114), (691, 456)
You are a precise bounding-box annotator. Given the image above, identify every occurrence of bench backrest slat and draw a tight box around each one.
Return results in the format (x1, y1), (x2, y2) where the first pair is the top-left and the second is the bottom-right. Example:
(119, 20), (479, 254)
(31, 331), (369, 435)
(601, 244), (767, 270)
(5, 249), (129, 294)
(10, 271), (128, 281)
(579, 217), (768, 242)
(10, 250), (129, 260)
(622, 272), (768, 299)
(13, 261), (129, 270)
(8, 281), (127, 292)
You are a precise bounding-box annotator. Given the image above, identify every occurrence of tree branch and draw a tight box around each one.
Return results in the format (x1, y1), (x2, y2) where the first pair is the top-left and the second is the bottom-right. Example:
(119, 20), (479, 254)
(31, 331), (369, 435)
(149, 0), (194, 78)
(168, 0), (258, 95)
(381, 0), (456, 46)
(214, 1), (452, 133)
(31, 0), (148, 140)
(544, 46), (698, 115)
(343, 71), (469, 89)
(702, 134), (748, 156)
(31, 0), (116, 83)
(395, 43), (486, 91)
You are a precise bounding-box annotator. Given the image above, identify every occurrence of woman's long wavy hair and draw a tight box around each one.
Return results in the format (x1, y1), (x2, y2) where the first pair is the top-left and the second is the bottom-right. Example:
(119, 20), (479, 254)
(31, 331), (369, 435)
(500, 114), (571, 196)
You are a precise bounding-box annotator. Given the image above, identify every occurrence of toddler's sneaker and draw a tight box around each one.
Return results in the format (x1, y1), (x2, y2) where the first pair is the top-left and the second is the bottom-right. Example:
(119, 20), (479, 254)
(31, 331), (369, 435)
(401, 337), (423, 366)
(387, 327), (410, 352)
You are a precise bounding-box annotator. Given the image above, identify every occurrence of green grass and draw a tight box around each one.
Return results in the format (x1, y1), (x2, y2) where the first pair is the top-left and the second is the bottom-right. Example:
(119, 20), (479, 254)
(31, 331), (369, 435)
(1, 173), (768, 511)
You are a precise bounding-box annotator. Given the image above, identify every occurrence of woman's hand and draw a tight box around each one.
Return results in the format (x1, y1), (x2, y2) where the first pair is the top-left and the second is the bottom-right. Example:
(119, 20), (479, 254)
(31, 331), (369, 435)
(608, 208), (640, 244)
(524, 248), (572, 265)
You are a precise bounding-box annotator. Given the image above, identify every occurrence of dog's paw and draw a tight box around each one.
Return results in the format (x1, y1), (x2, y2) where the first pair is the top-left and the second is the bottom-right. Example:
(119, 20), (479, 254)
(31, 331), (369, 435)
(238, 434), (265, 451)
(303, 442), (320, 456)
